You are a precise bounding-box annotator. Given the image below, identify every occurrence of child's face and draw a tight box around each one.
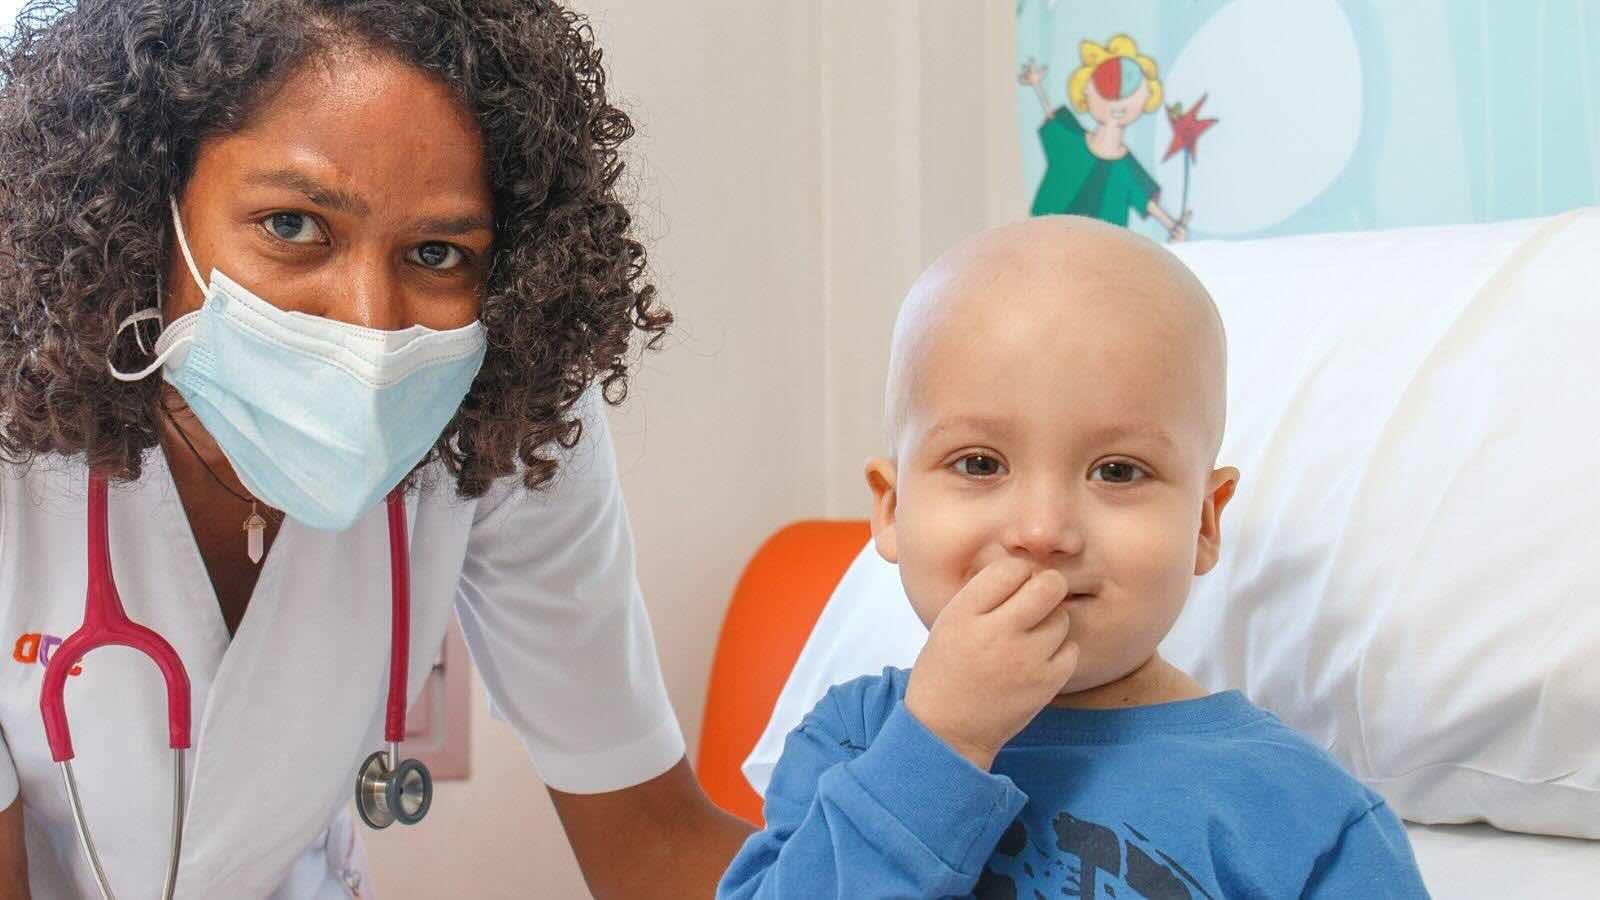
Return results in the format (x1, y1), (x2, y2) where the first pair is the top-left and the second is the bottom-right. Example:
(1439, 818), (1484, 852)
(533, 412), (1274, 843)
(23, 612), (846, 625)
(868, 219), (1236, 698)
(1086, 79), (1149, 128)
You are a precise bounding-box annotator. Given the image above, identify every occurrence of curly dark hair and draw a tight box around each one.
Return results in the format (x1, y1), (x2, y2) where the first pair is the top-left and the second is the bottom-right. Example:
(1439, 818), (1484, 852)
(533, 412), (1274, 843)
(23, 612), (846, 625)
(0, 0), (669, 497)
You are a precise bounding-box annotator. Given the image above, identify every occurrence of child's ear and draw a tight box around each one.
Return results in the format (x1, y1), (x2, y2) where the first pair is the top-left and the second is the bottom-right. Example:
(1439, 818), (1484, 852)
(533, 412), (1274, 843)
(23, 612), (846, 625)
(1194, 466), (1240, 576)
(864, 457), (900, 564)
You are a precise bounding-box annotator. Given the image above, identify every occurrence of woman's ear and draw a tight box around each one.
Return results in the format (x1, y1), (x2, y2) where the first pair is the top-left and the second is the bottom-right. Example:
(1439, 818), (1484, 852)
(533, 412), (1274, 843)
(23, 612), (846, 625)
(864, 457), (900, 564)
(1194, 466), (1240, 575)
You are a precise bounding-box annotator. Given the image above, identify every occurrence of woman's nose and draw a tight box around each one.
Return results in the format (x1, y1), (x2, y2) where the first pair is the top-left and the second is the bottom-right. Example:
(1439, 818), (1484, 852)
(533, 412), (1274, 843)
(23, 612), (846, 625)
(325, 252), (410, 331)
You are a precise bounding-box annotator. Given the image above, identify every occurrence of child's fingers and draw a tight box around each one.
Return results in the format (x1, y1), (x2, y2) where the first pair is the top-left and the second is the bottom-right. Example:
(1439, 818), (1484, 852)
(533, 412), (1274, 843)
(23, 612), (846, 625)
(949, 558), (1036, 616)
(1027, 599), (1073, 641)
(993, 569), (1069, 630)
(1048, 640), (1081, 684)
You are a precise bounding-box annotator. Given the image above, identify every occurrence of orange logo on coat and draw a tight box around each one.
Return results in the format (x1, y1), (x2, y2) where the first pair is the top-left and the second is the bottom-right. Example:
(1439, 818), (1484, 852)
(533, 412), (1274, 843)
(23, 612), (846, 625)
(12, 633), (83, 676)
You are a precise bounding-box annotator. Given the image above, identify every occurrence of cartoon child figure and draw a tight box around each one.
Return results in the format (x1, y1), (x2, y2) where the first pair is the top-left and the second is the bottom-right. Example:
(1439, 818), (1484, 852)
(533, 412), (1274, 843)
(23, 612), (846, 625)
(1021, 35), (1189, 241)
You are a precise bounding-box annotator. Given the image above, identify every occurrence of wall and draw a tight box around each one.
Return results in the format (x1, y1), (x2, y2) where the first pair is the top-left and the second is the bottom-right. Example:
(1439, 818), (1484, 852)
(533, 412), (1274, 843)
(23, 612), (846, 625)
(820, 1), (1024, 516)
(1015, 0), (1600, 242)
(365, 2), (1019, 896)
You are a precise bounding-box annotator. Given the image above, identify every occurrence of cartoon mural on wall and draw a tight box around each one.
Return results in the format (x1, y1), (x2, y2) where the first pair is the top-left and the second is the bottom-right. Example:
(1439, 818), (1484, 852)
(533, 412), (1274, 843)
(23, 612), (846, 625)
(1161, 93), (1219, 231)
(1019, 36), (1197, 242)
(1018, 0), (1600, 242)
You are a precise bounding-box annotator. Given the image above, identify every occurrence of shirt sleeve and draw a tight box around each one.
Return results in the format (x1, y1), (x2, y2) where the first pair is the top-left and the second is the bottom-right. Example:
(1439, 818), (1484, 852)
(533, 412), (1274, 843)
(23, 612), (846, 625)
(1125, 154), (1160, 217)
(453, 387), (685, 794)
(0, 496), (8, 809)
(1049, 107), (1086, 135)
(0, 728), (17, 810)
(1036, 109), (1084, 164)
(718, 687), (1027, 899)
(739, 544), (927, 798)
(1301, 801), (1431, 898)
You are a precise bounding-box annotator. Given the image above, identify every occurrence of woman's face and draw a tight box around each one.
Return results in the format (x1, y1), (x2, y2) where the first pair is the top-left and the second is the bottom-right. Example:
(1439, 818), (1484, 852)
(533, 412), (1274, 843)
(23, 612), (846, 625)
(166, 49), (494, 332)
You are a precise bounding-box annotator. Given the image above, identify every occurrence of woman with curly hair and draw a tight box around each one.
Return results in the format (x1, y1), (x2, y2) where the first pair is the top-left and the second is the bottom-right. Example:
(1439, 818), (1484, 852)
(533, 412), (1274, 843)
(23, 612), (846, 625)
(0, 1), (751, 896)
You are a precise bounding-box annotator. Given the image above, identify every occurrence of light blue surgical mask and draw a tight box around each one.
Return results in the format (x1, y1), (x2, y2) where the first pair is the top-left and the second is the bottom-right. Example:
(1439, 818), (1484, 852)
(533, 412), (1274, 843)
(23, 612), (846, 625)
(110, 197), (488, 531)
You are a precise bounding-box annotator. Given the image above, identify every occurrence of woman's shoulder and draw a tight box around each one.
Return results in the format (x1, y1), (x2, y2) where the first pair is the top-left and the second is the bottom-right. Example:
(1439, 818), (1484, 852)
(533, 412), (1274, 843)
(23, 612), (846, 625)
(455, 388), (623, 528)
(0, 454), (86, 507)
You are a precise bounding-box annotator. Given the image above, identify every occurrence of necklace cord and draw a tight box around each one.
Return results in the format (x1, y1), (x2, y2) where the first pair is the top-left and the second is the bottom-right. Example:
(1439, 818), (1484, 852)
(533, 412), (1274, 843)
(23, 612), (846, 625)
(159, 405), (281, 521)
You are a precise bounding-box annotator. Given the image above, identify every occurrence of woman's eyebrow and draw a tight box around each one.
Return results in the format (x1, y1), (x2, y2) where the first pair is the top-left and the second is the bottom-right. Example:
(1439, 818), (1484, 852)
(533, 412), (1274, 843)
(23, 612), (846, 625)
(243, 169), (371, 216)
(241, 169), (490, 236)
(413, 213), (495, 237)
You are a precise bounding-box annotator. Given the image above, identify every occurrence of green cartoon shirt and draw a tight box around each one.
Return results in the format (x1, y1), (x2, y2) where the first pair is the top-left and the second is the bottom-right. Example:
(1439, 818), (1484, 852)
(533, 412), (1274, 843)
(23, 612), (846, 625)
(1031, 107), (1160, 225)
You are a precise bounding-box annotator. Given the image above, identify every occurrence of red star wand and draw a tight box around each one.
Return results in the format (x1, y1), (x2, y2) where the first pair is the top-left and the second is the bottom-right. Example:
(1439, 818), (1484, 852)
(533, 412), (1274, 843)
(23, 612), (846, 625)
(1163, 94), (1219, 225)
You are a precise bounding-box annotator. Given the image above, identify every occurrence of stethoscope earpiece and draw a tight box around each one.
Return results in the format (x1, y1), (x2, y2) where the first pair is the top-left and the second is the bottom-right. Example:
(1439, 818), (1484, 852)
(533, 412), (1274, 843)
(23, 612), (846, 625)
(355, 748), (433, 830)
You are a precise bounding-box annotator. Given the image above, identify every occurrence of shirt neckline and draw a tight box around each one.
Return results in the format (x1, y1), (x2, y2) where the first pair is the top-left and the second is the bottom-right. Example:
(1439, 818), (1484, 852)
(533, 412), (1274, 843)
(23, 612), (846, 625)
(1005, 690), (1265, 746)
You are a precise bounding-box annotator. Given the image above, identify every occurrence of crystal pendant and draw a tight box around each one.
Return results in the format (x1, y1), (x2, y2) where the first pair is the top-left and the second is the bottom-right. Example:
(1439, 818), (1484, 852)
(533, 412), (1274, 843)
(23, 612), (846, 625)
(243, 505), (267, 564)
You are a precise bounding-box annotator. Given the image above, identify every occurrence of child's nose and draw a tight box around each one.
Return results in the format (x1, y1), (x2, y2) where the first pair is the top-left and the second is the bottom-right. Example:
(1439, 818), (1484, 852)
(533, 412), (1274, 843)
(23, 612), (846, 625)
(1004, 495), (1086, 560)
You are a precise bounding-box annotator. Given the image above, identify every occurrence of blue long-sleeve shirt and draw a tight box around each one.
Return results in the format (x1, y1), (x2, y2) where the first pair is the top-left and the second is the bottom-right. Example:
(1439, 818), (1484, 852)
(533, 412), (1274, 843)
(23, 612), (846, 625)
(719, 667), (1430, 899)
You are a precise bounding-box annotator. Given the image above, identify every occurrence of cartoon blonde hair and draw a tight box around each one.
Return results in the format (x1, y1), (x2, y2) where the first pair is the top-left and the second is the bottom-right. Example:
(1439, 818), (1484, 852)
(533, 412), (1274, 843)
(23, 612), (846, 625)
(1068, 34), (1163, 114)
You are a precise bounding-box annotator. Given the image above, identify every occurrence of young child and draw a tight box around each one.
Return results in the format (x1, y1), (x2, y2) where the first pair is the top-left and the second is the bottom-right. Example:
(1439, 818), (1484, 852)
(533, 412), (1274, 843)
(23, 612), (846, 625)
(717, 217), (1429, 898)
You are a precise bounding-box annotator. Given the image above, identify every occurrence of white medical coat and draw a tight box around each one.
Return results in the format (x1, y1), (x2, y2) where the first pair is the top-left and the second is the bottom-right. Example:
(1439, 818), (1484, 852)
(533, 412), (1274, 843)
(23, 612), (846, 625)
(0, 391), (684, 898)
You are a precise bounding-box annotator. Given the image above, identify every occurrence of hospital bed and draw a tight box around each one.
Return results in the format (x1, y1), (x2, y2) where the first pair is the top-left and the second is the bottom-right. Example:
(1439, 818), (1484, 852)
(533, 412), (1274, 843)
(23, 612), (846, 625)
(698, 210), (1600, 897)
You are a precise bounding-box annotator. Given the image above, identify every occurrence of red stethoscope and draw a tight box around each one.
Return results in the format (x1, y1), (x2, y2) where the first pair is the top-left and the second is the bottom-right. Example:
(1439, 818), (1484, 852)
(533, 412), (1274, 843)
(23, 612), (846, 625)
(38, 472), (431, 900)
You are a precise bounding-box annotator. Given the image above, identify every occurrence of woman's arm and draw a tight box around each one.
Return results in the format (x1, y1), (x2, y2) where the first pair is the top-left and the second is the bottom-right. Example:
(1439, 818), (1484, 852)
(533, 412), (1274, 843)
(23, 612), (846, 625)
(0, 797), (30, 899)
(548, 757), (752, 899)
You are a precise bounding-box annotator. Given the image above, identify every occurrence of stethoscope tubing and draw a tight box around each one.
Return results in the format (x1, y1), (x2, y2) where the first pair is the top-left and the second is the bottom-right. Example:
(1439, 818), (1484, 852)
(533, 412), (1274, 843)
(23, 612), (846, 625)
(38, 472), (415, 898)
(61, 750), (183, 900)
(40, 474), (191, 760)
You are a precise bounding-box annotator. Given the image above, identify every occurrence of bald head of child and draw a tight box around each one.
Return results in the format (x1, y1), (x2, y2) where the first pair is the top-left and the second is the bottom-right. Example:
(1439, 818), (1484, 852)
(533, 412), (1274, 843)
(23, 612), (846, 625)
(867, 215), (1239, 707)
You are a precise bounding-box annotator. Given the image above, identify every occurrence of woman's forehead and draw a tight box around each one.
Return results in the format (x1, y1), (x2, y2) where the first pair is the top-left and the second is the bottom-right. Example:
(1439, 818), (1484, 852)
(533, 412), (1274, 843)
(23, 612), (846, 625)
(196, 49), (490, 213)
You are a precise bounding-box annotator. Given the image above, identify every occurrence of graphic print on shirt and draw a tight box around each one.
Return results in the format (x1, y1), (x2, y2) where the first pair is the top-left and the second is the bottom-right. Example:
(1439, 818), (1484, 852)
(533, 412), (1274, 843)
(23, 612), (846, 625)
(11, 632), (83, 675)
(974, 813), (1211, 900)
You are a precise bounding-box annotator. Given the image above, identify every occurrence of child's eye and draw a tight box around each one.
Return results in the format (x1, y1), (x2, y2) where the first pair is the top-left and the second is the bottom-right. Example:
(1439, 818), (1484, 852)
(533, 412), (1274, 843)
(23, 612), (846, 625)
(1090, 461), (1147, 484)
(261, 212), (326, 244)
(952, 454), (1006, 478)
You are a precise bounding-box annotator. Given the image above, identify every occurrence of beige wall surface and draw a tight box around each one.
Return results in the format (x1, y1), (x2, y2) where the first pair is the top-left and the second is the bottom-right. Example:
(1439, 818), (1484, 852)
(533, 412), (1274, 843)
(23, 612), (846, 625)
(366, 3), (1019, 897)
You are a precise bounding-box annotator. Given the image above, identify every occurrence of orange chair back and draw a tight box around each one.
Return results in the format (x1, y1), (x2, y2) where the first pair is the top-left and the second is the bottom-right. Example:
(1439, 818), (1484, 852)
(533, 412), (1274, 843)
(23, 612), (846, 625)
(697, 519), (871, 824)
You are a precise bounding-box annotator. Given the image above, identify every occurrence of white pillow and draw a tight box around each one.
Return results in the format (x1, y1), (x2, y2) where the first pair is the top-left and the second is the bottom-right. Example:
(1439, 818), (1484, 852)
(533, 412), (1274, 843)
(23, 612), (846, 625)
(745, 211), (1600, 839)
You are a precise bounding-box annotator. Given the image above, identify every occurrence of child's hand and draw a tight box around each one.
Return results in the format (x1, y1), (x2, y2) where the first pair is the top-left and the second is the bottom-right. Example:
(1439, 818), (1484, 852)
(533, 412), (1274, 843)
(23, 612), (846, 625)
(1017, 60), (1047, 87)
(1168, 209), (1193, 243)
(905, 559), (1080, 771)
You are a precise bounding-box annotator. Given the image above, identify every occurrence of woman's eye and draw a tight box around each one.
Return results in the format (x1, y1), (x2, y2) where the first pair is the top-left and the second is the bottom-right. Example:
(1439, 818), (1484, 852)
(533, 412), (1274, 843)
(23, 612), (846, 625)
(1090, 461), (1147, 484)
(410, 242), (466, 270)
(262, 213), (324, 244)
(953, 454), (1005, 478)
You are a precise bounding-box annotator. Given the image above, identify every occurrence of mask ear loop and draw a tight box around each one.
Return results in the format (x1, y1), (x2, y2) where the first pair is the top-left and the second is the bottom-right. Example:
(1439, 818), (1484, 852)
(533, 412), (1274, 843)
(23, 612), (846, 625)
(108, 306), (197, 383)
(167, 195), (209, 295)
(107, 211), (206, 384)
(129, 269), (163, 356)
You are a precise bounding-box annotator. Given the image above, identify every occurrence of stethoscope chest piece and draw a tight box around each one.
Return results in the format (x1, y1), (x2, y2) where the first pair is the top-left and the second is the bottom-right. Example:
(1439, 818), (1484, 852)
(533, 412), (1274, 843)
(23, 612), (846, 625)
(355, 748), (432, 829)
(353, 488), (434, 832)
